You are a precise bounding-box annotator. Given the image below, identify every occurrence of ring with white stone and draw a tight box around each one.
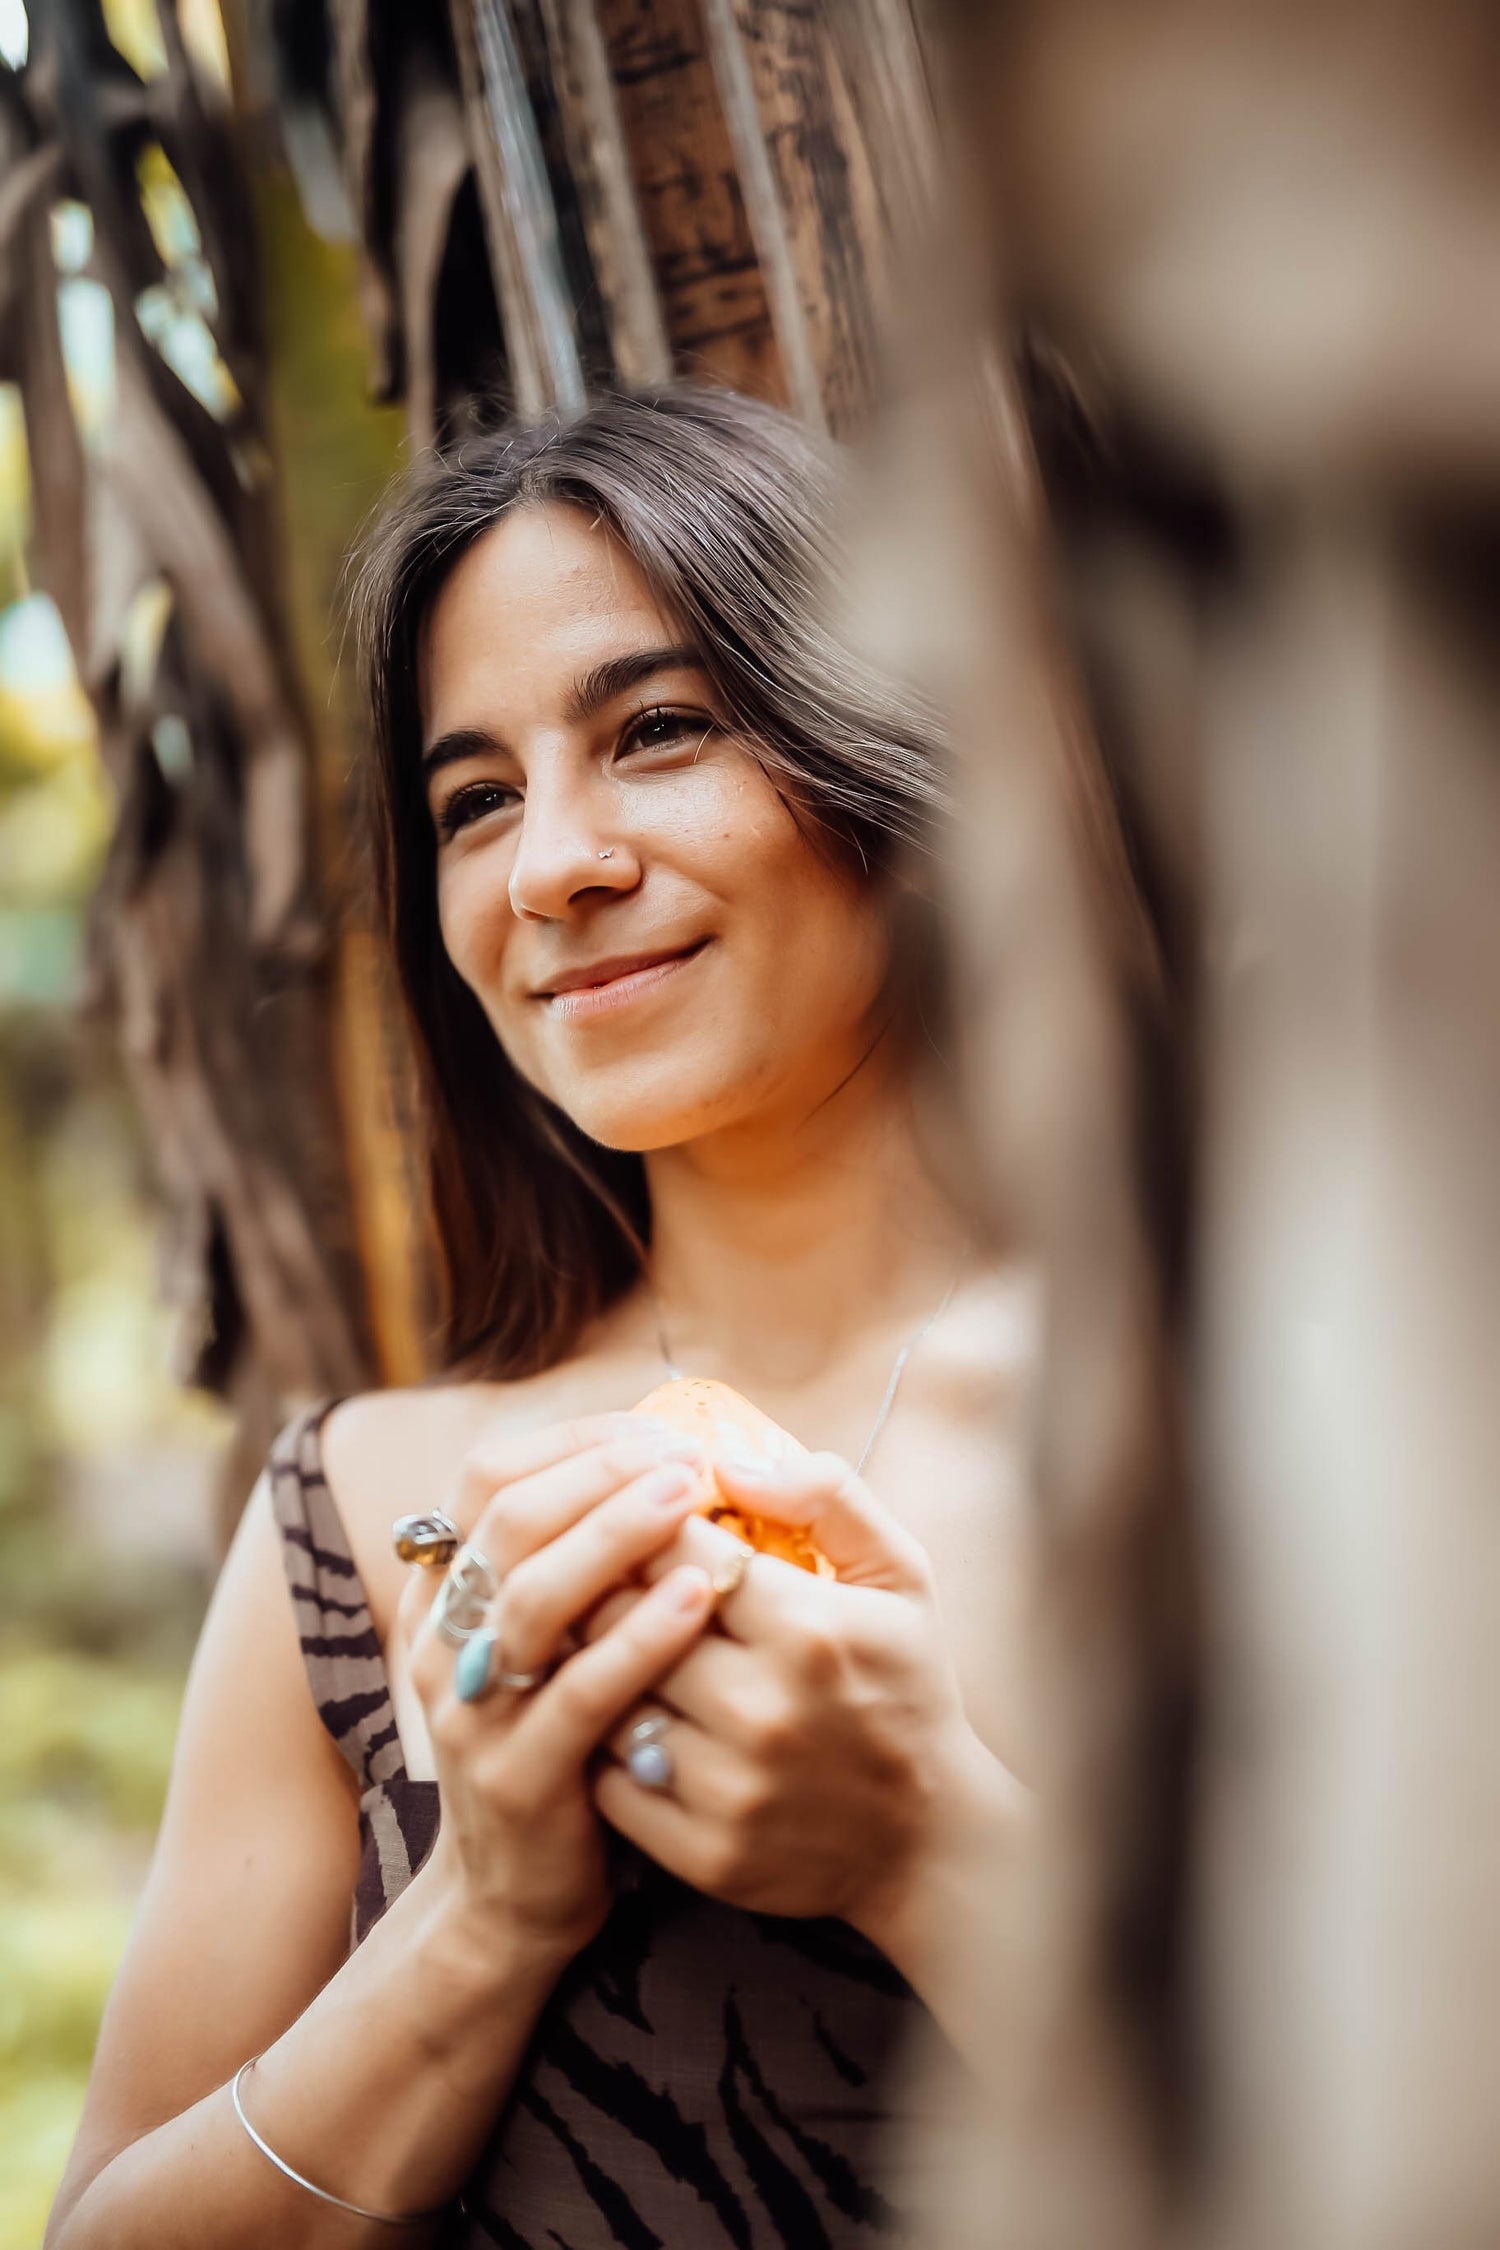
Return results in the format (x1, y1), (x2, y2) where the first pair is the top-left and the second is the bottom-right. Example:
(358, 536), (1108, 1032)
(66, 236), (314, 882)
(624, 1711), (675, 1793)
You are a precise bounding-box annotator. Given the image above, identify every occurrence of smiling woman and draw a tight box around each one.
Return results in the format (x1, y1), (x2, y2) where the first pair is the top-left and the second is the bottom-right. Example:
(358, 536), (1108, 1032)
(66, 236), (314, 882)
(351, 385), (947, 1375)
(46, 385), (1038, 2250)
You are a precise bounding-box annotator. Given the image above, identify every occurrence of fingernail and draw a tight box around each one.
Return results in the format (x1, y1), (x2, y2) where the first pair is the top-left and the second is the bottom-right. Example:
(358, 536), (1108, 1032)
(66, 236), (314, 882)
(719, 1452), (773, 1486)
(645, 1465), (699, 1508)
(667, 1566), (712, 1613)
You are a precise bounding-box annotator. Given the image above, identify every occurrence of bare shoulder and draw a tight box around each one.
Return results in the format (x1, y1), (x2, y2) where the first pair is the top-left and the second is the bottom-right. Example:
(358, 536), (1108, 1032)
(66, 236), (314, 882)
(320, 1382), (516, 1519)
(317, 1368), (616, 1637)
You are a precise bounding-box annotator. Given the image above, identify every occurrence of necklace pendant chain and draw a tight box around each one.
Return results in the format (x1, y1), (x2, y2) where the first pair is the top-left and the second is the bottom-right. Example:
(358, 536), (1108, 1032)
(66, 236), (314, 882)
(651, 1260), (965, 1478)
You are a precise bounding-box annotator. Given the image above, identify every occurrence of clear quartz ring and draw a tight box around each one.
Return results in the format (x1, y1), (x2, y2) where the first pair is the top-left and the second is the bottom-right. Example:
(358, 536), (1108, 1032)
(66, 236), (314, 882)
(431, 1542), (499, 1648)
(624, 1711), (675, 1792)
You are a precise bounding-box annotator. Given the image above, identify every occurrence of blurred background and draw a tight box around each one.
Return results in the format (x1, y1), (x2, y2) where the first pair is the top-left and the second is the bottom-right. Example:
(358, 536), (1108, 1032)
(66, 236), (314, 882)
(4, 2), (1498, 2247)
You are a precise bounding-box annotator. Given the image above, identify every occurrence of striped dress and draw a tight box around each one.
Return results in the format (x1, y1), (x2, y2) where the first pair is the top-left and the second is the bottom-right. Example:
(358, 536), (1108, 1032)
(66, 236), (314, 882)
(269, 1401), (937, 2248)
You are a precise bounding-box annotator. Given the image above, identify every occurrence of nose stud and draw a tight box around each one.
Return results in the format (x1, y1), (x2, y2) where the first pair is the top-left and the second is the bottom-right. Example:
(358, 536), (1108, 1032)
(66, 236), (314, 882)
(597, 848), (616, 860)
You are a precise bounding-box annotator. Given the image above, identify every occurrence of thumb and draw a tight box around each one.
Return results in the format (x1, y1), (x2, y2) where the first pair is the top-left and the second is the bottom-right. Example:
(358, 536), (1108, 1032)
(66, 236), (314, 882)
(711, 1451), (931, 1592)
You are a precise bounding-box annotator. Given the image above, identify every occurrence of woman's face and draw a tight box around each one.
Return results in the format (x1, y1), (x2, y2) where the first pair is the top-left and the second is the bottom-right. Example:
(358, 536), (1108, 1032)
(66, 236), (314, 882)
(419, 501), (891, 1153)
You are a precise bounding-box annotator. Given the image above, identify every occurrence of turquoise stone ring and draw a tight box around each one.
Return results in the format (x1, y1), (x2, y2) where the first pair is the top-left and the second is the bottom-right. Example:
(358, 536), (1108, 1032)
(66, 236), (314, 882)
(454, 1629), (496, 1703)
(453, 1630), (548, 1700)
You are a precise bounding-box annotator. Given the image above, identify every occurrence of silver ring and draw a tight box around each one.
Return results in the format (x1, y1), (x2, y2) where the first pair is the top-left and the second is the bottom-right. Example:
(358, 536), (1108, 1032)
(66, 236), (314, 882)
(624, 1711), (675, 1792)
(432, 1542), (499, 1648)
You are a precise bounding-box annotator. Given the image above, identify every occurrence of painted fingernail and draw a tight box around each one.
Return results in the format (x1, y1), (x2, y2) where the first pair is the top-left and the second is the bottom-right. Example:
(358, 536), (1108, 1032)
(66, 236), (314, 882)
(667, 1566), (712, 1613)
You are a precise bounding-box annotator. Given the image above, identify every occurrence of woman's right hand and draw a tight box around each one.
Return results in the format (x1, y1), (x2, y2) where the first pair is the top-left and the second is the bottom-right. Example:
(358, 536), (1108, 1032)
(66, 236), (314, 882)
(403, 1413), (715, 1963)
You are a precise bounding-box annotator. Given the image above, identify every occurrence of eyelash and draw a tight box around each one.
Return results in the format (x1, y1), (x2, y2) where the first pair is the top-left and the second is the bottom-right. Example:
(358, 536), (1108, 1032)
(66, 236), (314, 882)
(433, 706), (715, 839)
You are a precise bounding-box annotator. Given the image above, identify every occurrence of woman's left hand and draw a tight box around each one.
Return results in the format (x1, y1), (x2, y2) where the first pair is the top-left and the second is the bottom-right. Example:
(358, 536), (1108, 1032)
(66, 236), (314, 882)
(591, 1451), (1017, 1963)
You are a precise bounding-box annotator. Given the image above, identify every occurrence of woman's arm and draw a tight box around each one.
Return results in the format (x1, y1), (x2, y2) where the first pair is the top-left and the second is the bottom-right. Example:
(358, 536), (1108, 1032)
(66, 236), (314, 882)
(44, 1476), (560, 2248)
(47, 1412), (716, 2248)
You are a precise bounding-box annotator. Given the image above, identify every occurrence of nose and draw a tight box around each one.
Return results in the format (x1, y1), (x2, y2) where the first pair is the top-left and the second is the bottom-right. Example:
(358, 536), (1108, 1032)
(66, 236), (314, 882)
(506, 765), (638, 920)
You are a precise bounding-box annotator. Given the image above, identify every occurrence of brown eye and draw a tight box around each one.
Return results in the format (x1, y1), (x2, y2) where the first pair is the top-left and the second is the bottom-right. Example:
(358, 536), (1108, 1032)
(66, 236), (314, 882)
(623, 707), (714, 756)
(435, 781), (519, 838)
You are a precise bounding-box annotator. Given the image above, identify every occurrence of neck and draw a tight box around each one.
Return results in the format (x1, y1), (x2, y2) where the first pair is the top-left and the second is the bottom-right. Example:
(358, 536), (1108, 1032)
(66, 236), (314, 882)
(639, 1049), (967, 1390)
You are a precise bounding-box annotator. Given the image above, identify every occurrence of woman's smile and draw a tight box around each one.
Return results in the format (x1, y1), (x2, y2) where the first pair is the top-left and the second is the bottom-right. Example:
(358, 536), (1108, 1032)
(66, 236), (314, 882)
(535, 939), (710, 1022)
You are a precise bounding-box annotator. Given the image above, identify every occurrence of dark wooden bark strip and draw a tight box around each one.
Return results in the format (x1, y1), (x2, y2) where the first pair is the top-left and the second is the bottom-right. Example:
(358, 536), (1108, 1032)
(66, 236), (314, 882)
(697, 0), (825, 426)
(593, 0), (784, 401)
(327, 0), (400, 397)
(535, 0), (672, 384)
(711, 0), (890, 435)
(104, 342), (309, 946)
(450, 0), (585, 412)
(390, 45), (473, 450)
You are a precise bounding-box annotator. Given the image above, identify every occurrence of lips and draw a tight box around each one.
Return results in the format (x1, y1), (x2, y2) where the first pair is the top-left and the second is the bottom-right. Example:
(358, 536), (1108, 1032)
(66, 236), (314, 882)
(534, 941), (706, 999)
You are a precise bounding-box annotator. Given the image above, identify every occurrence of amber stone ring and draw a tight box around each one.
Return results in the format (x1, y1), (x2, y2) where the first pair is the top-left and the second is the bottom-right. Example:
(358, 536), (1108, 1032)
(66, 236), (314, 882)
(391, 1508), (461, 1569)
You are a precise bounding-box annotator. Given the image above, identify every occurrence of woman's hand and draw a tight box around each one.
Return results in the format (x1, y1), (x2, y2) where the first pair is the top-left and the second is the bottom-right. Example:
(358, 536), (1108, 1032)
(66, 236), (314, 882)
(591, 1452), (1018, 1964)
(402, 1413), (718, 1965)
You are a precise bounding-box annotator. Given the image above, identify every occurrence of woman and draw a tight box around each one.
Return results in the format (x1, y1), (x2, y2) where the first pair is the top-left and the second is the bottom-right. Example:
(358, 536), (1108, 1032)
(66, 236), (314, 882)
(47, 385), (1037, 2247)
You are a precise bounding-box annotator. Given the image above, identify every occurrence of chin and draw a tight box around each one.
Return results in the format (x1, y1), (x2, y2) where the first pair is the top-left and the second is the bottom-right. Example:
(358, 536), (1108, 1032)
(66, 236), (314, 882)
(542, 1058), (745, 1154)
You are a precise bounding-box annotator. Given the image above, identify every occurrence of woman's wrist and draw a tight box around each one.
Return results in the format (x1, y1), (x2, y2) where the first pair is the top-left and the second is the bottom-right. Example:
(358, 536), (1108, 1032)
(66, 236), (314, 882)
(850, 1728), (1025, 1996)
(402, 1844), (586, 2049)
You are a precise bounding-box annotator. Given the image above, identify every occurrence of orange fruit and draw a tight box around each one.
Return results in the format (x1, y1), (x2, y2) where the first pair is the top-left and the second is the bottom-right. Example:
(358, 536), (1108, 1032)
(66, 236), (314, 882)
(631, 1376), (834, 1576)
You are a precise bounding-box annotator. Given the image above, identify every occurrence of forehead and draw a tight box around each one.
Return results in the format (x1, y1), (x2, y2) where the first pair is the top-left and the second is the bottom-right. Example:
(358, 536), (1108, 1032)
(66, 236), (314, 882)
(418, 501), (675, 738)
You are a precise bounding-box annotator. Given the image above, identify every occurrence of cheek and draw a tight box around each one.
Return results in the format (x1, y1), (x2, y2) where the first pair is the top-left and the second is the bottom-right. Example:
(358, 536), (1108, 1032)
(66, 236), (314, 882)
(436, 850), (515, 1018)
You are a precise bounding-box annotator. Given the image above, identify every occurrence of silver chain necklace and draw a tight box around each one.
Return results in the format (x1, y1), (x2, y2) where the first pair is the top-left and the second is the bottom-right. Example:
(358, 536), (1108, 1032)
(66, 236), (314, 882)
(650, 1259), (965, 1478)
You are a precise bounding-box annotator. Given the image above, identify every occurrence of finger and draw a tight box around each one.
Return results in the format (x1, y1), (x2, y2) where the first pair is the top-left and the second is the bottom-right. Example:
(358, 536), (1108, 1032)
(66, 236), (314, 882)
(593, 1753), (738, 1894)
(580, 1584), (647, 1642)
(468, 1432), (707, 1579)
(605, 1701), (757, 1805)
(398, 1551), (448, 1652)
(509, 1566), (716, 1773)
(579, 1512), (815, 1646)
(620, 1633), (775, 1750)
(450, 1413), (640, 1521)
(627, 1512), (826, 1645)
(576, 1515), (810, 1649)
(492, 1464), (704, 1674)
(450, 1412), (704, 1528)
(712, 1452), (931, 1592)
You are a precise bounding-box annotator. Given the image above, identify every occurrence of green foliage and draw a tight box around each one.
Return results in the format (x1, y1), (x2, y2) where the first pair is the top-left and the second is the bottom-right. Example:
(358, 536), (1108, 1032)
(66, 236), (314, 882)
(0, 2073), (90, 2250)
(0, 1649), (181, 1835)
(0, 1645), (184, 2248)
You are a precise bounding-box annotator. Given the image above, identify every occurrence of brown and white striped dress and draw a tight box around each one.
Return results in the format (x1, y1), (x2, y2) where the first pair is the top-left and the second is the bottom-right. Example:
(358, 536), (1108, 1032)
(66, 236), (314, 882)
(269, 1401), (938, 2248)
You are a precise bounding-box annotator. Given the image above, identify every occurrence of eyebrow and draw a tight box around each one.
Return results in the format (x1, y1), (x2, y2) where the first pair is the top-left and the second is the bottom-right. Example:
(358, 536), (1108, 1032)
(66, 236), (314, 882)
(566, 644), (704, 723)
(420, 644), (707, 777)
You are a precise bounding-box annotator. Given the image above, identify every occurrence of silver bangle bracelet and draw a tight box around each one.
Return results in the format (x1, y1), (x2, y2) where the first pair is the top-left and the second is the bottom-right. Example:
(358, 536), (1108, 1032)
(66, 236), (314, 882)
(230, 2057), (452, 2229)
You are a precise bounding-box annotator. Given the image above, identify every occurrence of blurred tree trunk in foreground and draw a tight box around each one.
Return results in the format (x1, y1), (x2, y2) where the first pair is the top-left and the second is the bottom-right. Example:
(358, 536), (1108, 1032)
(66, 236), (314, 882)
(868, 6), (1500, 2247)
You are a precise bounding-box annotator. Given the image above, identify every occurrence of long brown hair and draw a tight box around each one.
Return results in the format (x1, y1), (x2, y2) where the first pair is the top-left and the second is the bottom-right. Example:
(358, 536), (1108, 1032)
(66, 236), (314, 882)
(348, 383), (948, 1377)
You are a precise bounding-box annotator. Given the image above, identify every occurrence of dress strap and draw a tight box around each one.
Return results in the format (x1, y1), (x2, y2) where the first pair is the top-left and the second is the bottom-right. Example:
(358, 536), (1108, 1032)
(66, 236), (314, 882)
(267, 1400), (403, 1793)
